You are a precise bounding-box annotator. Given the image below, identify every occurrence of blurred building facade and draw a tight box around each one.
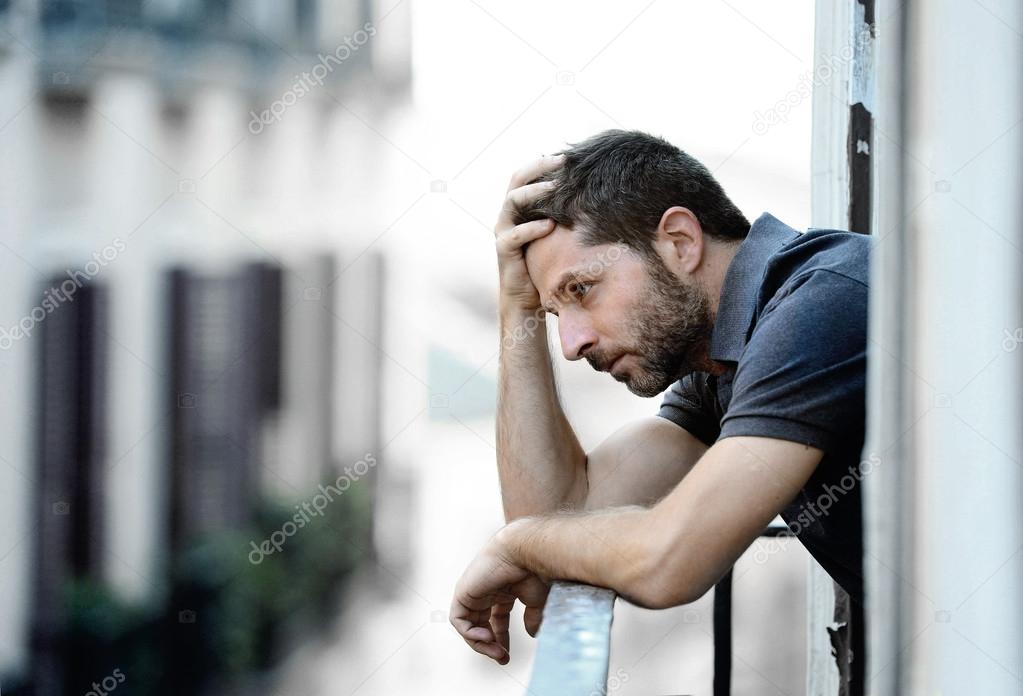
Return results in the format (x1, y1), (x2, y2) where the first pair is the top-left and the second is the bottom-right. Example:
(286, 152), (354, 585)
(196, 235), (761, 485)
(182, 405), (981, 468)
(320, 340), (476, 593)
(0, 0), (410, 693)
(12, 2), (1018, 695)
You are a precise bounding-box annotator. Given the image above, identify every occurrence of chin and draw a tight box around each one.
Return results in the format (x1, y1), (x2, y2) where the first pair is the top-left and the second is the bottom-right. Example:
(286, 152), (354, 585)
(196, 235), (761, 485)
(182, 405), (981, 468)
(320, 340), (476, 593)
(626, 384), (665, 398)
(621, 370), (673, 398)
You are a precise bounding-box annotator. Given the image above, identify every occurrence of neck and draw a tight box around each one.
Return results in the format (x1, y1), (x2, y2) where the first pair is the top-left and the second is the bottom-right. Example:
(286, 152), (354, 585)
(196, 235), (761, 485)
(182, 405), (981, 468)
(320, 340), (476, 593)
(693, 239), (742, 376)
(700, 238), (742, 320)
(686, 340), (730, 376)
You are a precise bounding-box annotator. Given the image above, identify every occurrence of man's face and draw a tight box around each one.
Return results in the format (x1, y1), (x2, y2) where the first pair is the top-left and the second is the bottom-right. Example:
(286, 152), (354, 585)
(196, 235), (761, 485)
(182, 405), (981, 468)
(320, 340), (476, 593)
(524, 225), (714, 397)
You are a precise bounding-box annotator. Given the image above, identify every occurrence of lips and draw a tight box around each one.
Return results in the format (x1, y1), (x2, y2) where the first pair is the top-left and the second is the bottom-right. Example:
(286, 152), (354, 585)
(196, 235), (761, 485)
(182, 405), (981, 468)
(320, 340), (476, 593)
(608, 354), (625, 374)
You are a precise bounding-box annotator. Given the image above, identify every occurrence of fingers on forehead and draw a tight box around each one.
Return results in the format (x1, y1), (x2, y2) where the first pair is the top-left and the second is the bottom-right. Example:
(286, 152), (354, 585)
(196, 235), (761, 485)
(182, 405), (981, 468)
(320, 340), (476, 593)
(511, 154), (564, 188)
(506, 181), (555, 212)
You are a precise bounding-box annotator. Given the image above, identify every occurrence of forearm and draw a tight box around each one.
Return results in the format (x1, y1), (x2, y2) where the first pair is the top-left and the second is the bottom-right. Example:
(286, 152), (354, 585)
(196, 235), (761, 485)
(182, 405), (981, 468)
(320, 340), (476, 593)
(496, 305), (587, 519)
(494, 437), (824, 610)
(497, 507), (696, 609)
(451, 437), (826, 664)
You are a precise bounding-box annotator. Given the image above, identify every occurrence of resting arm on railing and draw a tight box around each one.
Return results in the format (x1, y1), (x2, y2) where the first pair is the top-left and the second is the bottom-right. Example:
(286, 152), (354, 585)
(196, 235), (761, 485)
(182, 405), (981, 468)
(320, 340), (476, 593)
(449, 435), (823, 663)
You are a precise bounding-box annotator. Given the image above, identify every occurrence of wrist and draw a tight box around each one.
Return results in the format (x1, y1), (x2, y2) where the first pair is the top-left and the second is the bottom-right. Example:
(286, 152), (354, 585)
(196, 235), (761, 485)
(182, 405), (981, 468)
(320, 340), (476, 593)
(500, 301), (544, 322)
(499, 304), (548, 348)
(493, 516), (537, 567)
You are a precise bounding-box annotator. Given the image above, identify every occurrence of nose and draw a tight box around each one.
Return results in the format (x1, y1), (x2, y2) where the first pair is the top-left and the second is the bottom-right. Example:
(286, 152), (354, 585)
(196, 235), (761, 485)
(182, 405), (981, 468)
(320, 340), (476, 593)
(557, 312), (598, 361)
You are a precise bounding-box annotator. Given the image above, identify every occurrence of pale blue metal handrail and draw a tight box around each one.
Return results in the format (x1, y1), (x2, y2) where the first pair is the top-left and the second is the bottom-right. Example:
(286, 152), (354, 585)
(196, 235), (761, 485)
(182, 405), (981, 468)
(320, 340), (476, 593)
(526, 521), (793, 695)
(525, 582), (616, 696)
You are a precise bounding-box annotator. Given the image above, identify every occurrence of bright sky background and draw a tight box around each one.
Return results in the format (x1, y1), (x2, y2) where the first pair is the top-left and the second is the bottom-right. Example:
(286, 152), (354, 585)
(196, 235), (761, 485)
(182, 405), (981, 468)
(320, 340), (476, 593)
(377, 0), (816, 448)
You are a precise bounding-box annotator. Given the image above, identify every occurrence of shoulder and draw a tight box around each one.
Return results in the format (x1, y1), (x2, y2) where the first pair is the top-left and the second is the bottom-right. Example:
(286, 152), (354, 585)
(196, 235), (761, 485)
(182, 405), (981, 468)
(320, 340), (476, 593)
(744, 267), (868, 366)
(773, 229), (871, 287)
(754, 229), (870, 329)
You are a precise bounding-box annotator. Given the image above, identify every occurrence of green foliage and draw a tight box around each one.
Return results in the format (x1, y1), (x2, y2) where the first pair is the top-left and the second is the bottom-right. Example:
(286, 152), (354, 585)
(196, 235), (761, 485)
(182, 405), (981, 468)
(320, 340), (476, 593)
(48, 477), (372, 695)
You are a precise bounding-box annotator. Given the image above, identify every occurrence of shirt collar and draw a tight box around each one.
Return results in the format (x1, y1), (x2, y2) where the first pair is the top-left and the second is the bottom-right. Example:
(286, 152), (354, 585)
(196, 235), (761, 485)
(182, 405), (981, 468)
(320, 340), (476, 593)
(709, 212), (801, 363)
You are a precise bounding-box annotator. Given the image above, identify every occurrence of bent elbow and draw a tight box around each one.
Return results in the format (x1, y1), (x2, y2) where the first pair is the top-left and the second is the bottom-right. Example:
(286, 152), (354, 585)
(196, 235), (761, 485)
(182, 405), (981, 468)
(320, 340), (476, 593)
(619, 539), (712, 610)
(624, 573), (707, 610)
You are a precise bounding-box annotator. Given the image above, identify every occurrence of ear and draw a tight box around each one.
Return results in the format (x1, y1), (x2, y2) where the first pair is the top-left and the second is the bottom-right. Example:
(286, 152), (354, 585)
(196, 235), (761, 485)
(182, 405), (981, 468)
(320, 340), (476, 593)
(652, 206), (705, 275)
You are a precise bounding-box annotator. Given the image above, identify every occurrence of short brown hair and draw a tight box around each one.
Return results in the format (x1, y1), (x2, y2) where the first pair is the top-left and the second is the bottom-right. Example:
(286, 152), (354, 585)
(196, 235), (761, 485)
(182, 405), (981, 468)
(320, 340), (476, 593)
(514, 129), (750, 257)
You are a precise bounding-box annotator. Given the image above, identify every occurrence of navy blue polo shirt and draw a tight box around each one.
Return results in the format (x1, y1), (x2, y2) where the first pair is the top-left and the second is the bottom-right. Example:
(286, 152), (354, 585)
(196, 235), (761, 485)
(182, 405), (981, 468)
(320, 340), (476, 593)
(656, 212), (870, 603)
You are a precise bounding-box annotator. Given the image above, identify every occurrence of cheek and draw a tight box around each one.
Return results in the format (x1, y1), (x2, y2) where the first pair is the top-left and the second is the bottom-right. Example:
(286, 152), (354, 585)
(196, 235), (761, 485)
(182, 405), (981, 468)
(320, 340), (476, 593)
(595, 286), (645, 339)
(626, 285), (669, 339)
(607, 263), (654, 313)
(594, 257), (653, 334)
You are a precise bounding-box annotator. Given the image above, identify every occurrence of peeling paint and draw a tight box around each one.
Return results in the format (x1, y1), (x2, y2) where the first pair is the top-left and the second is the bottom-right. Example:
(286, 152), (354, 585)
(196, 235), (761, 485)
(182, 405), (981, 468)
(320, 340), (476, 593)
(851, 2), (875, 114)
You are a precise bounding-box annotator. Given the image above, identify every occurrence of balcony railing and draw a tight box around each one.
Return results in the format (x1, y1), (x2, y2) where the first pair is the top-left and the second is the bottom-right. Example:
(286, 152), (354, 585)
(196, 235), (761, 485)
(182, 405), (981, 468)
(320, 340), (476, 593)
(526, 520), (792, 696)
(526, 582), (616, 696)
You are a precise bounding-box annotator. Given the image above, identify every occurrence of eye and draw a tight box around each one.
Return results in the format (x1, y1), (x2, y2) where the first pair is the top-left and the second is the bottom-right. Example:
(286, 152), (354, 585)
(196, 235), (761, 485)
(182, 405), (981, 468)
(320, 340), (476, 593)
(569, 281), (593, 300)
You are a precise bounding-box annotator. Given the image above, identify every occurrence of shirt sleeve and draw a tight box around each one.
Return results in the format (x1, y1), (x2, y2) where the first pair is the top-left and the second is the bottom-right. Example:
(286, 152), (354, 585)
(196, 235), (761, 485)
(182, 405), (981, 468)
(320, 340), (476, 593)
(656, 371), (722, 447)
(718, 270), (868, 453)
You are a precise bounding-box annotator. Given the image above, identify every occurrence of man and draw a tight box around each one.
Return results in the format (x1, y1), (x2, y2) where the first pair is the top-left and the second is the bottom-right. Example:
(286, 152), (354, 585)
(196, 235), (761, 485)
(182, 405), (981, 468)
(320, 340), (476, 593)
(449, 130), (870, 670)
